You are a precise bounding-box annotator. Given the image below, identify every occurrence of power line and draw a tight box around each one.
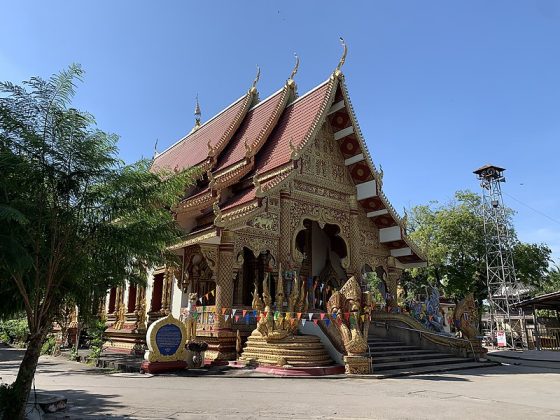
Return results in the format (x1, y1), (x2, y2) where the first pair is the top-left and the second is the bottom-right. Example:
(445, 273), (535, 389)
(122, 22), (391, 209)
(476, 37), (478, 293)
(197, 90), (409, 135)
(503, 191), (560, 226)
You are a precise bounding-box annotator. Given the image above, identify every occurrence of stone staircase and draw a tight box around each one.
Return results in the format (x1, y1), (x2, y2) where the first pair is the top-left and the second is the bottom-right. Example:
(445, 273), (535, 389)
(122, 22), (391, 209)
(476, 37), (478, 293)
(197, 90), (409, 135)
(367, 335), (497, 378)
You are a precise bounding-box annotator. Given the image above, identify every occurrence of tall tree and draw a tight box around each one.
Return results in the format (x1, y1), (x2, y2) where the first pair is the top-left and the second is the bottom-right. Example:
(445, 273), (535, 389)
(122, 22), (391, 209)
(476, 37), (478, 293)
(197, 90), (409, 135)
(0, 65), (197, 419)
(407, 190), (553, 305)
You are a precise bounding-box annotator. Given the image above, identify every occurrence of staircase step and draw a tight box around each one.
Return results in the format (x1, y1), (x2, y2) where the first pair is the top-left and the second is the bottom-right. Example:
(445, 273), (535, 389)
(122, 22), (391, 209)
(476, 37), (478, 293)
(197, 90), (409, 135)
(367, 341), (405, 347)
(373, 357), (472, 371)
(369, 345), (420, 352)
(372, 353), (453, 364)
(370, 349), (434, 357)
(370, 361), (499, 378)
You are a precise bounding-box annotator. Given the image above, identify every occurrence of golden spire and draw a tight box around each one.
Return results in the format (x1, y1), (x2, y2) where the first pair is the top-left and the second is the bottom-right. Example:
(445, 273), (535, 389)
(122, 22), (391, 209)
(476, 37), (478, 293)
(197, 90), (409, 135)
(289, 53), (300, 81)
(336, 37), (348, 72)
(188, 94), (202, 135)
(252, 65), (261, 90)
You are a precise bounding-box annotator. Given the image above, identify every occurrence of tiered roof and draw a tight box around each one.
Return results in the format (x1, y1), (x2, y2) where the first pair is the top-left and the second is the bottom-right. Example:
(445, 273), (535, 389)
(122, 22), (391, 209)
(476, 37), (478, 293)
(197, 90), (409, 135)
(153, 68), (426, 267)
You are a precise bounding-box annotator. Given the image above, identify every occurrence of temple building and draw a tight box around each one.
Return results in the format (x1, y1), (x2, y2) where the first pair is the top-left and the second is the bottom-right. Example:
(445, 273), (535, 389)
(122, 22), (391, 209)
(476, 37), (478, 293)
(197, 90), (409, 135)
(102, 49), (433, 367)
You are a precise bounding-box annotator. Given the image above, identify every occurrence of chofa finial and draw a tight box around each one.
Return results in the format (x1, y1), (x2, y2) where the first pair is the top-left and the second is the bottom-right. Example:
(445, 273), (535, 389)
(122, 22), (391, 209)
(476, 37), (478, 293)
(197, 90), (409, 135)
(153, 139), (159, 158)
(336, 37), (347, 72)
(252, 65), (261, 89)
(289, 53), (300, 80)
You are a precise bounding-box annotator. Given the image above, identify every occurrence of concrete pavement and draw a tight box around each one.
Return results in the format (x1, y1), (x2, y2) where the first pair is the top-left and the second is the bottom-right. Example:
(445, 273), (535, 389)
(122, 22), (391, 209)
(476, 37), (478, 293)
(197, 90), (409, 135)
(1, 347), (560, 419)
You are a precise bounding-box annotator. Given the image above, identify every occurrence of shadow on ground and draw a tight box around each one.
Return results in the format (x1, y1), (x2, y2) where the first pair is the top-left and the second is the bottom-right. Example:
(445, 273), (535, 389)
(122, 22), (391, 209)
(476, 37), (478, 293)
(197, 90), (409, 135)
(37, 387), (128, 419)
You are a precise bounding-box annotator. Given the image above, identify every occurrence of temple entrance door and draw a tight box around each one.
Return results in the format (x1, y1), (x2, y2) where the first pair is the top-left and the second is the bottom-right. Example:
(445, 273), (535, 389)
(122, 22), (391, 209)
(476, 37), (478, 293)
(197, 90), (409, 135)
(239, 247), (274, 307)
(295, 219), (348, 310)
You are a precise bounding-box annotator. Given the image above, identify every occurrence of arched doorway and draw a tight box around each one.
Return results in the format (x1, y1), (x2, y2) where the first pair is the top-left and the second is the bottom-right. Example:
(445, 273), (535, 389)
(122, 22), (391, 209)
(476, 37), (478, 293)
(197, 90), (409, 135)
(294, 219), (348, 310)
(237, 247), (275, 307)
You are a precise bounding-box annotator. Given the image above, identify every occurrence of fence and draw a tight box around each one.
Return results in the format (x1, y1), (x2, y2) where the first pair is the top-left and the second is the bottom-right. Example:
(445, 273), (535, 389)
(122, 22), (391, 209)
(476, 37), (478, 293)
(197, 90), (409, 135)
(527, 325), (560, 351)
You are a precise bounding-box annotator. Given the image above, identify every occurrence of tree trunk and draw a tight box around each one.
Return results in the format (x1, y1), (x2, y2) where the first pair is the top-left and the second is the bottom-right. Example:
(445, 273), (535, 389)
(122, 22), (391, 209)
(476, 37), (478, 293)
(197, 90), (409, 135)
(6, 330), (46, 420)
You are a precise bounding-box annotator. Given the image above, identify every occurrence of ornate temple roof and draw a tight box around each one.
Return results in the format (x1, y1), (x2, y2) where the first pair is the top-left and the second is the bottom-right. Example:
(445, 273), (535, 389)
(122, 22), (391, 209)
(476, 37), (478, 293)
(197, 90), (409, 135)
(151, 87), (256, 173)
(154, 66), (426, 268)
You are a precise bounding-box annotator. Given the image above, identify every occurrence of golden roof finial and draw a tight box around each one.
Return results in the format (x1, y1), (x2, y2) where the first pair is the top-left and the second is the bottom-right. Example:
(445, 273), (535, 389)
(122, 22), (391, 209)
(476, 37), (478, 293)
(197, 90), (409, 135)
(377, 164), (384, 189)
(289, 53), (300, 80)
(213, 196), (224, 228)
(253, 169), (263, 197)
(402, 207), (408, 231)
(289, 137), (300, 160)
(207, 169), (215, 190)
(153, 138), (159, 158)
(194, 94), (201, 128)
(336, 37), (348, 72)
(252, 65), (261, 90)
(207, 139), (216, 157)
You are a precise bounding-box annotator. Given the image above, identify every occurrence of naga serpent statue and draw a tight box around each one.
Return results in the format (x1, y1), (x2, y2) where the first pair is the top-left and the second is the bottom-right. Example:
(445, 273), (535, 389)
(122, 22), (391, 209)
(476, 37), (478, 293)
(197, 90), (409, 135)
(253, 272), (302, 341)
(326, 276), (368, 356)
(452, 293), (478, 341)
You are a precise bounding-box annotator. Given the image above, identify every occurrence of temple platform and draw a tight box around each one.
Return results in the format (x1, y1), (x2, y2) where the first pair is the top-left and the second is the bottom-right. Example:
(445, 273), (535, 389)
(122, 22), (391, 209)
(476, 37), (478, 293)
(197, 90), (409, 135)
(239, 333), (334, 367)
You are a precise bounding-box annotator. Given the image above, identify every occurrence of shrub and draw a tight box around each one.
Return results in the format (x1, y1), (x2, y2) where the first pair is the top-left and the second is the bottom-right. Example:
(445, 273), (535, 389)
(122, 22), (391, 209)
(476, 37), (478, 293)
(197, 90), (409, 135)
(0, 316), (29, 347)
(87, 319), (107, 363)
(41, 335), (57, 355)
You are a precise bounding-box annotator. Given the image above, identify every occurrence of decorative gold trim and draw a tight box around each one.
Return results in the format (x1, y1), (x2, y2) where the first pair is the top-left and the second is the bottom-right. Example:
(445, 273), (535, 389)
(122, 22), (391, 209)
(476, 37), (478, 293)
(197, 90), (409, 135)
(169, 229), (218, 250)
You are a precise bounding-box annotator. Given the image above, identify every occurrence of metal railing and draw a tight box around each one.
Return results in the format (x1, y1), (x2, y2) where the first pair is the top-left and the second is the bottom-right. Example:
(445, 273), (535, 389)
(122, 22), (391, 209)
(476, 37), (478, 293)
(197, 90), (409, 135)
(371, 320), (477, 360)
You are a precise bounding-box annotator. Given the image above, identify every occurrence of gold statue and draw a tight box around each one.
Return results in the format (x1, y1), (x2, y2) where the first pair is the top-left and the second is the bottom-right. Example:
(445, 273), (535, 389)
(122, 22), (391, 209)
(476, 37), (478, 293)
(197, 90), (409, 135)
(183, 293), (198, 342)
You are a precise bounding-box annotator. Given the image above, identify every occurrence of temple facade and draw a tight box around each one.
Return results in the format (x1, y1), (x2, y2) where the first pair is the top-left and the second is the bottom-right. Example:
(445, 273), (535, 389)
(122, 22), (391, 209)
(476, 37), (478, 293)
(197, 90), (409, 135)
(101, 57), (427, 363)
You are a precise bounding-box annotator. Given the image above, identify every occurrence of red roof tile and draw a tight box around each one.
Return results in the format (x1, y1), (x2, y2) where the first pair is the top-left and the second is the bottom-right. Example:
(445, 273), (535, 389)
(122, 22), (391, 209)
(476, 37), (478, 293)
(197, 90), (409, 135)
(215, 88), (286, 173)
(255, 80), (333, 175)
(222, 187), (257, 211)
(152, 92), (253, 172)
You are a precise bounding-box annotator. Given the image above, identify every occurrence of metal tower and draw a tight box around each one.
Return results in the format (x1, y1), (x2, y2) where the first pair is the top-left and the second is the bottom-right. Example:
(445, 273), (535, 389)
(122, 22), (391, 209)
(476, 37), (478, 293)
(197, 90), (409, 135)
(474, 164), (522, 348)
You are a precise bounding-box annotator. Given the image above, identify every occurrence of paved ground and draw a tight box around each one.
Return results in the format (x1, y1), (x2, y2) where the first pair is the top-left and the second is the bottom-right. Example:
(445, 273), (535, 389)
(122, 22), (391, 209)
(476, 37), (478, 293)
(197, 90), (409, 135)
(1, 347), (560, 419)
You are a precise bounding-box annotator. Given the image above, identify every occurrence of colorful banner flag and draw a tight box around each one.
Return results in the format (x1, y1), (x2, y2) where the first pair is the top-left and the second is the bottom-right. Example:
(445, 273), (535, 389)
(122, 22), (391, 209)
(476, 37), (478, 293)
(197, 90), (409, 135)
(296, 312), (302, 320)
(225, 314), (230, 321)
(320, 313), (326, 320)
(211, 290), (215, 296)
(308, 313), (313, 321)
(302, 319), (307, 326)
(242, 310), (247, 317)
(313, 319), (319, 325)
(325, 319), (331, 327)
(232, 309), (237, 316)
(222, 308), (226, 315)
(235, 315), (240, 322)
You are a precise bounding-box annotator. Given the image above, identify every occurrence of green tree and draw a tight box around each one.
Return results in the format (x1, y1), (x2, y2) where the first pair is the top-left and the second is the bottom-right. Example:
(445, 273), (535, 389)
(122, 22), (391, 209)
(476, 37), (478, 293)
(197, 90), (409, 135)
(407, 190), (553, 305)
(0, 65), (197, 419)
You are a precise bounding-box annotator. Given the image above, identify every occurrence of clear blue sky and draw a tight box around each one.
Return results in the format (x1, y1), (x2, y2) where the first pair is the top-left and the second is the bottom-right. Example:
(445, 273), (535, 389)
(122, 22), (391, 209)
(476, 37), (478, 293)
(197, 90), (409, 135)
(2, 1), (559, 261)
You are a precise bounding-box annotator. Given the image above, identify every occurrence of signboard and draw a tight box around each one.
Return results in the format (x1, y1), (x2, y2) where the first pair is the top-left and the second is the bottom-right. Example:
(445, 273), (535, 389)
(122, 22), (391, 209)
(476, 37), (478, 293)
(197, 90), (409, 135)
(144, 314), (188, 363)
(155, 324), (182, 356)
(496, 331), (507, 347)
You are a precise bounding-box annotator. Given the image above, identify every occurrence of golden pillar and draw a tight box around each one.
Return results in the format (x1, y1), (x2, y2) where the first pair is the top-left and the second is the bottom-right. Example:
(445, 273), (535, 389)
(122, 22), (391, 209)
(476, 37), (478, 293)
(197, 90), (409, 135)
(200, 229), (237, 363)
